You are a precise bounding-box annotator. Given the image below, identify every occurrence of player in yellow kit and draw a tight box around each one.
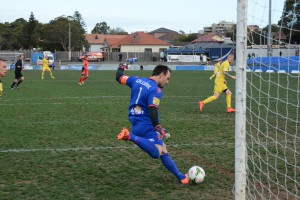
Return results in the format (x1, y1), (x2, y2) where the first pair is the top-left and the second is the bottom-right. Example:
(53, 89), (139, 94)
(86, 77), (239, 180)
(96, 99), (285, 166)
(199, 54), (236, 113)
(209, 61), (221, 80)
(41, 55), (55, 79)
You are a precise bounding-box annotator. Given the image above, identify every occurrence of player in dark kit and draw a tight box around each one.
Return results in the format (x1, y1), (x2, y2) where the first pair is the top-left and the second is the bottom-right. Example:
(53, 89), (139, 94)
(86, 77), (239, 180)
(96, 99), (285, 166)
(116, 63), (189, 184)
(10, 54), (24, 89)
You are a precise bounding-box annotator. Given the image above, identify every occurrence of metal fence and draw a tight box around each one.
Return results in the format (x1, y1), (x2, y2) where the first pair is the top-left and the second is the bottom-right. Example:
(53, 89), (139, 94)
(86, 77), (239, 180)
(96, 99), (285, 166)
(0, 50), (161, 63)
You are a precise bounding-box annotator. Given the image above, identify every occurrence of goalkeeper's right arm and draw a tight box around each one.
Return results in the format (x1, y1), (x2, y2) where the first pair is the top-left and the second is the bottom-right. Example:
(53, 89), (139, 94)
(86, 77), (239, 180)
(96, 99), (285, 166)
(116, 63), (129, 85)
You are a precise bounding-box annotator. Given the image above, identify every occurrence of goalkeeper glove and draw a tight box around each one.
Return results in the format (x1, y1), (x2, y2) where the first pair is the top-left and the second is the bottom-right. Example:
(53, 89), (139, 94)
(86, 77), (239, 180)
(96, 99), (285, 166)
(155, 125), (170, 139)
(119, 63), (129, 70)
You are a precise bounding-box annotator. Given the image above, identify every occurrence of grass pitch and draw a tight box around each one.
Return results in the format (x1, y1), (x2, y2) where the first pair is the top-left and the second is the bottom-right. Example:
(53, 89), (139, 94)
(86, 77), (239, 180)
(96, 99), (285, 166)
(0, 70), (236, 200)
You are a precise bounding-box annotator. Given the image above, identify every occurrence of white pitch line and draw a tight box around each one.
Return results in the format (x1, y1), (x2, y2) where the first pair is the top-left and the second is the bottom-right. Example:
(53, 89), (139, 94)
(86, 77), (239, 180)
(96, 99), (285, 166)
(0, 102), (64, 106)
(0, 95), (202, 106)
(0, 146), (133, 153)
(0, 95), (201, 102)
(0, 142), (235, 153)
(0, 96), (128, 102)
(0, 101), (199, 106)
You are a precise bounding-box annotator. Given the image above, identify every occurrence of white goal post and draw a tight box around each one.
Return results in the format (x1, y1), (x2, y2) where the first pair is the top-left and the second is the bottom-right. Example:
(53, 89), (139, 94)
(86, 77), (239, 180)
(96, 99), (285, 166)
(235, 0), (247, 199)
(236, 0), (300, 199)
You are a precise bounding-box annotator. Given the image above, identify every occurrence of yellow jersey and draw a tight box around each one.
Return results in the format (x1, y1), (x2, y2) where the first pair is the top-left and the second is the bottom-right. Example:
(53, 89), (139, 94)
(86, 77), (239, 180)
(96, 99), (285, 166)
(215, 60), (230, 84)
(210, 62), (221, 80)
(42, 58), (49, 68)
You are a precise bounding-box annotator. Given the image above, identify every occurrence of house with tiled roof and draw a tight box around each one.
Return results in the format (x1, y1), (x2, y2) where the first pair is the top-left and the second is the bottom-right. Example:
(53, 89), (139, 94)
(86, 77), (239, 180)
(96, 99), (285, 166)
(118, 32), (170, 53)
(149, 27), (178, 38)
(103, 37), (121, 52)
(192, 33), (225, 43)
(86, 32), (170, 53)
(84, 34), (127, 52)
(149, 27), (188, 47)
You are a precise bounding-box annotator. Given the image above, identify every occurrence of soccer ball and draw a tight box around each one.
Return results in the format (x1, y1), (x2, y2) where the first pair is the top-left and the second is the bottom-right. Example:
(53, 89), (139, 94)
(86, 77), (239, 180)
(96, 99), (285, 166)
(188, 166), (205, 183)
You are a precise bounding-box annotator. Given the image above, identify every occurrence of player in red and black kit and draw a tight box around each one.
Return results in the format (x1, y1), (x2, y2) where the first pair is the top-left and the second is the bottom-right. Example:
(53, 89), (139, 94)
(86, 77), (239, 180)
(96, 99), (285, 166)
(78, 55), (89, 85)
(10, 54), (24, 89)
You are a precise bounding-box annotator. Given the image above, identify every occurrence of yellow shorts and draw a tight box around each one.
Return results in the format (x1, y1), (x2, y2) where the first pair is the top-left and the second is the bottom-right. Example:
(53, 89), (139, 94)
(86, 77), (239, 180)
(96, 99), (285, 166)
(214, 82), (228, 94)
(42, 66), (51, 71)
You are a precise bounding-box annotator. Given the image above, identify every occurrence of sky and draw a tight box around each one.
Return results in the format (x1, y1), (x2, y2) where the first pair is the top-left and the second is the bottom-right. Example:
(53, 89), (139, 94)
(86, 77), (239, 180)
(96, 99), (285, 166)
(0, 0), (285, 34)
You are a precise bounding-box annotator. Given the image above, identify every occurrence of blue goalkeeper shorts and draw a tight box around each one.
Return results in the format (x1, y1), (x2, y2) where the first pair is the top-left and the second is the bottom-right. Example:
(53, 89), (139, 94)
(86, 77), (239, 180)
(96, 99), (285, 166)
(131, 124), (163, 146)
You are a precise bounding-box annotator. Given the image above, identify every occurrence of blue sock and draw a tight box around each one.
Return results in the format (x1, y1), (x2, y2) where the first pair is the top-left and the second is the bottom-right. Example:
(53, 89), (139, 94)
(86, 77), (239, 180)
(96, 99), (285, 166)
(129, 133), (160, 159)
(160, 153), (186, 181)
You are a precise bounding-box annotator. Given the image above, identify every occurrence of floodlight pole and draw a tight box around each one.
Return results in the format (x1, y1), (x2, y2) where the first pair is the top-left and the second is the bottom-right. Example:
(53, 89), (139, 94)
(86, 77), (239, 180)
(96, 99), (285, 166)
(235, 0), (247, 199)
(68, 23), (71, 61)
(267, 0), (273, 56)
(193, 43), (195, 62)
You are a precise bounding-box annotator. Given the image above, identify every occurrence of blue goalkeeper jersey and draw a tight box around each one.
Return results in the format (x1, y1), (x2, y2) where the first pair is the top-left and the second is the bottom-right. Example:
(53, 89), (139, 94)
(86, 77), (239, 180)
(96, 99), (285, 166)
(126, 76), (162, 125)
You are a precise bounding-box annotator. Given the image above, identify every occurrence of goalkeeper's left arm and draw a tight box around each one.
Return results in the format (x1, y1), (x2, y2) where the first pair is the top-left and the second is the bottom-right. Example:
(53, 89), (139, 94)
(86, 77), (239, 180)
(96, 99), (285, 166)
(149, 106), (169, 139)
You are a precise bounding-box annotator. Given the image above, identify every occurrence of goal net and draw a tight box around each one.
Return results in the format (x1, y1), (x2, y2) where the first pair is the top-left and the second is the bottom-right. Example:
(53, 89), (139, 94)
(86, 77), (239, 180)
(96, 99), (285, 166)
(236, 0), (300, 199)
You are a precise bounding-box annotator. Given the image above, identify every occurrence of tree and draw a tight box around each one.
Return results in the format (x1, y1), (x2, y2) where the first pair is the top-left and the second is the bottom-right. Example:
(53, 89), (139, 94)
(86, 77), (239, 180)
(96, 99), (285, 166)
(0, 22), (15, 50)
(278, 0), (300, 44)
(11, 18), (28, 49)
(247, 29), (267, 46)
(178, 30), (185, 35)
(0, 24), (5, 49)
(247, 24), (281, 46)
(30, 23), (45, 49)
(224, 24), (236, 42)
(27, 12), (39, 49)
(41, 16), (88, 51)
(0, 11), (89, 51)
(109, 27), (128, 35)
(69, 19), (89, 51)
(262, 24), (279, 33)
(73, 10), (86, 33)
(0, 16), (44, 50)
(0, 19), (29, 50)
(40, 17), (69, 51)
(262, 24), (280, 45)
(91, 22), (110, 34)
(177, 33), (198, 42)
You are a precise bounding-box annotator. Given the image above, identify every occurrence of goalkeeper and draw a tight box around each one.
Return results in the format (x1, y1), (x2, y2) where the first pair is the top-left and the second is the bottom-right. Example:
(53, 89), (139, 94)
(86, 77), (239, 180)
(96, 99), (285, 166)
(116, 63), (189, 184)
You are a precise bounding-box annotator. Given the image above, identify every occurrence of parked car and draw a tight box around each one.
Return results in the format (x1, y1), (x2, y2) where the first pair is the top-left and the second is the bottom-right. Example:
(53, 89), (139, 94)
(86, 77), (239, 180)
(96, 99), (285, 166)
(126, 57), (138, 64)
(78, 52), (105, 62)
(37, 51), (55, 66)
